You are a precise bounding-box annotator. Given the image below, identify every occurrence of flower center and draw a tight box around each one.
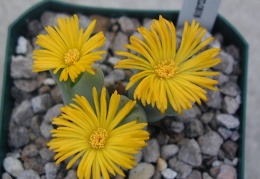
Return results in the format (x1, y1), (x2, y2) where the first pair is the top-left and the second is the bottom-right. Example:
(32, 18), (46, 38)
(89, 128), (108, 149)
(64, 49), (80, 66)
(154, 59), (178, 79)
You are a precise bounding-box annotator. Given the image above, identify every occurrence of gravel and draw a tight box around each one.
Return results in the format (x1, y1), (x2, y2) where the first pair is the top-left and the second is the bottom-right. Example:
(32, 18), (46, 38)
(2, 11), (242, 178)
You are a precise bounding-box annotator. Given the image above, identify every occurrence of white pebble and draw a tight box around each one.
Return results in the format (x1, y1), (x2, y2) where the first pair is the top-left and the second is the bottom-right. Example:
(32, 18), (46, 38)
(161, 168), (177, 179)
(3, 156), (24, 177)
(16, 36), (28, 54)
(43, 78), (56, 86)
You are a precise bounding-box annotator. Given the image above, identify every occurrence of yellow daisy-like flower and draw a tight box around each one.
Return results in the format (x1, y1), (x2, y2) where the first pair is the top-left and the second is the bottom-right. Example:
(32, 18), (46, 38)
(48, 87), (149, 179)
(33, 14), (106, 82)
(115, 16), (221, 114)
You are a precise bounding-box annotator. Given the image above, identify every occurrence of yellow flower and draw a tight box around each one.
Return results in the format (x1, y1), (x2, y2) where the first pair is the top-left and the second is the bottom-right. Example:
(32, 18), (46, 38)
(48, 87), (149, 179)
(115, 16), (221, 114)
(33, 14), (106, 82)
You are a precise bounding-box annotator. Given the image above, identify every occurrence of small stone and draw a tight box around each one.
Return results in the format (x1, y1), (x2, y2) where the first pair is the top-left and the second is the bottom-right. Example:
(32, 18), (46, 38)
(226, 45), (240, 60)
(40, 121), (53, 140)
(112, 32), (128, 51)
(22, 144), (38, 157)
(156, 157), (167, 171)
(108, 69), (125, 81)
(222, 140), (238, 160)
(14, 79), (39, 92)
(11, 86), (33, 103)
(161, 168), (177, 179)
(90, 15), (111, 33)
(2, 172), (12, 179)
(177, 105), (201, 122)
(17, 169), (40, 179)
(44, 104), (63, 123)
(128, 163), (155, 179)
(212, 160), (222, 167)
(12, 100), (34, 127)
(184, 119), (204, 138)
(39, 147), (55, 163)
(143, 138), (160, 163)
(169, 158), (192, 178)
(31, 93), (53, 113)
(178, 139), (202, 167)
(200, 112), (214, 124)
(107, 56), (120, 66)
(156, 131), (169, 145)
(216, 164), (237, 179)
(220, 82), (240, 97)
(223, 96), (240, 114)
(31, 115), (43, 137)
(134, 150), (143, 163)
(203, 172), (213, 179)
(45, 162), (60, 179)
(11, 55), (37, 79)
(39, 85), (51, 94)
(152, 170), (161, 179)
(43, 78), (56, 86)
(224, 158), (234, 166)
(216, 114), (240, 129)
(218, 127), (232, 140)
(3, 156), (24, 177)
(16, 36), (28, 54)
(214, 73), (229, 86)
(186, 170), (202, 179)
(161, 144), (179, 160)
(28, 20), (43, 36)
(23, 156), (45, 174)
(118, 16), (140, 35)
(209, 167), (220, 178)
(232, 158), (239, 166)
(50, 86), (63, 104)
(9, 126), (30, 148)
(198, 131), (223, 156)
(64, 170), (77, 179)
(230, 131), (240, 141)
(205, 90), (222, 109)
(171, 121), (184, 133)
(214, 51), (235, 75)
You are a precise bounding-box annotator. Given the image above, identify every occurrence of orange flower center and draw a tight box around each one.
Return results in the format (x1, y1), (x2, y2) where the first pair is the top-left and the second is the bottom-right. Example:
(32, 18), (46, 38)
(89, 128), (108, 149)
(64, 49), (80, 66)
(154, 59), (178, 79)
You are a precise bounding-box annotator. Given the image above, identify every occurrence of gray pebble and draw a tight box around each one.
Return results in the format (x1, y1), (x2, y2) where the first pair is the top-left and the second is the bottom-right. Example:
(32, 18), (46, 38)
(200, 112), (214, 124)
(143, 138), (160, 163)
(50, 86), (63, 104)
(214, 51), (235, 75)
(118, 16), (140, 35)
(230, 131), (240, 141)
(161, 168), (177, 179)
(156, 131), (169, 145)
(3, 156), (24, 177)
(161, 144), (179, 160)
(45, 162), (60, 179)
(186, 170), (202, 179)
(27, 20), (43, 36)
(64, 170), (77, 179)
(222, 140), (238, 160)
(107, 56), (121, 66)
(13, 79), (39, 93)
(134, 150), (143, 163)
(178, 139), (202, 167)
(169, 158), (192, 179)
(22, 144), (38, 157)
(216, 164), (237, 179)
(31, 115), (43, 137)
(11, 55), (37, 79)
(184, 119), (204, 138)
(17, 169), (40, 179)
(39, 147), (55, 163)
(112, 31), (128, 51)
(1, 172), (12, 179)
(23, 156), (45, 174)
(223, 95), (240, 114)
(44, 104), (63, 123)
(220, 82), (240, 97)
(218, 127), (232, 140)
(171, 121), (184, 133)
(31, 93), (53, 113)
(216, 114), (240, 129)
(205, 90), (222, 109)
(203, 172), (213, 179)
(9, 126), (30, 148)
(12, 100), (34, 127)
(128, 162), (155, 179)
(40, 121), (53, 139)
(177, 105), (201, 122)
(198, 131), (223, 156)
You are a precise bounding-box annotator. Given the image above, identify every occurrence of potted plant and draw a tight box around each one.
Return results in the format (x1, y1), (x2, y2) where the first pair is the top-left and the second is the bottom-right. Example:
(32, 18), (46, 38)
(0, 2), (248, 178)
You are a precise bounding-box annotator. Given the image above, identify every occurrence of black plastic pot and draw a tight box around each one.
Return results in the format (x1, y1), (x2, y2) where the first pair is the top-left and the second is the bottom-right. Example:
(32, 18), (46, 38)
(0, 1), (248, 178)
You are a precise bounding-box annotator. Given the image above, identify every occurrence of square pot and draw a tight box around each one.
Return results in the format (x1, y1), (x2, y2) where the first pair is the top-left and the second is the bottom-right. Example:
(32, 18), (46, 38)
(0, 1), (248, 178)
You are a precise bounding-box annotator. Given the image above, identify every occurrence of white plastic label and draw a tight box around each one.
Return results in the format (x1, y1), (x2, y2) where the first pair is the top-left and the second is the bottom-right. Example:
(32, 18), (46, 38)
(177, 0), (221, 31)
